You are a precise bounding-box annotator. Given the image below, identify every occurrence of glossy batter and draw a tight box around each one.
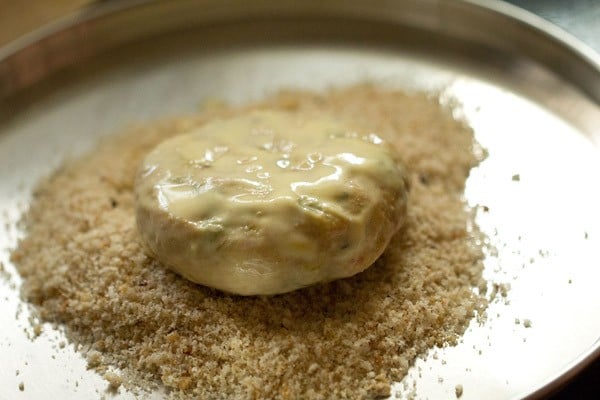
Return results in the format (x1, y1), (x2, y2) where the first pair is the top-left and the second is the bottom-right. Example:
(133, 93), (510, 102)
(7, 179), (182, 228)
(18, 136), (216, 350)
(134, 110), (409, 295)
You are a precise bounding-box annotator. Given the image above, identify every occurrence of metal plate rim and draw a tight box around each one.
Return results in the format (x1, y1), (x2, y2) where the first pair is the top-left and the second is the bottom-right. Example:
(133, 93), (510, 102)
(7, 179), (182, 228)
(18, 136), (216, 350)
(1, 0), (600, 102)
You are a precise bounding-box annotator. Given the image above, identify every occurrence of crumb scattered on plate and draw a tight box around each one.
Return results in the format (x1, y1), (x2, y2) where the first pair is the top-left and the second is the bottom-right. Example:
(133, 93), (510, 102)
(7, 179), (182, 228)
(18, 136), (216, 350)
(455, 384), (464, 398)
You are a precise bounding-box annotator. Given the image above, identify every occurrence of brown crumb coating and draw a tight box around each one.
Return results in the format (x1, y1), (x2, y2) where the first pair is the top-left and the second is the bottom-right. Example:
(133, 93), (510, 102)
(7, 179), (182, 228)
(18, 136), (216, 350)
(11, 85), (487, 399)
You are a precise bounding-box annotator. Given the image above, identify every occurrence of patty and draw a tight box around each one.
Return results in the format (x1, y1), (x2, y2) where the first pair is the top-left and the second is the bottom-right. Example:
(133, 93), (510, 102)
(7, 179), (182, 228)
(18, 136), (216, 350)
(134, 110), (409, 295)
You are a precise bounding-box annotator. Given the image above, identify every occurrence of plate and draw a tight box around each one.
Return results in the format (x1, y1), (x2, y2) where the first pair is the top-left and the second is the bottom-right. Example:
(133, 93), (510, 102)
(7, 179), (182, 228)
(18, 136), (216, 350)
(1, 1), (599, 399)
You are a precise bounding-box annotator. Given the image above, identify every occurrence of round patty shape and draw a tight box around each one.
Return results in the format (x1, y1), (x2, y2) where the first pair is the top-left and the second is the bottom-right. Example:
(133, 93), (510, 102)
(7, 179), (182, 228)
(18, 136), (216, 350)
(134, 110), (409, 295)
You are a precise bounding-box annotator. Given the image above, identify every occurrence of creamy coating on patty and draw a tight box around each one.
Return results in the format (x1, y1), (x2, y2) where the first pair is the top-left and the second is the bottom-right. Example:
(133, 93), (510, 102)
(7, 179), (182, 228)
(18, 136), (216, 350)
(135, 110), (409, 295)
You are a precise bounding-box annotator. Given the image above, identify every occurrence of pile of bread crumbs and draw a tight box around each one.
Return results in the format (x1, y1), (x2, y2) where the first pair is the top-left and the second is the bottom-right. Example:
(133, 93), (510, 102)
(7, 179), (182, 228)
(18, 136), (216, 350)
(11, 85), (487, 399)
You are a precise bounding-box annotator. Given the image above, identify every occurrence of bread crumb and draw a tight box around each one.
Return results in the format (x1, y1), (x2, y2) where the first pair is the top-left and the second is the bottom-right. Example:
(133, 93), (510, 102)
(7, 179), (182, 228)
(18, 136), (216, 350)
(490, 282), (510, 301)
(11, 85), (488, 399)
(103, 371), (123, 390)
(177, 376), (193, 390)
(523, 319), (532, 328)
(455, 384), (463, 398)
(87, 351), (102, 369)
(32, 323), (42, 337)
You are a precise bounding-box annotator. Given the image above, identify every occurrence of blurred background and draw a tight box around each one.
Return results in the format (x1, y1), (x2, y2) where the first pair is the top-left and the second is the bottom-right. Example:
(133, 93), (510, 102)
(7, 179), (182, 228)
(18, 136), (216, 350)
(0, 0), (91, 46)
(0, 0), (599, 399)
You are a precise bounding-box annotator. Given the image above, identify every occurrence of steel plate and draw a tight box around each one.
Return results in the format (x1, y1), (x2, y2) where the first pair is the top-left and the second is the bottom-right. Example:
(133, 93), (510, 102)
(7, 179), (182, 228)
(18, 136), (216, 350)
(1, 1), (599, 399)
